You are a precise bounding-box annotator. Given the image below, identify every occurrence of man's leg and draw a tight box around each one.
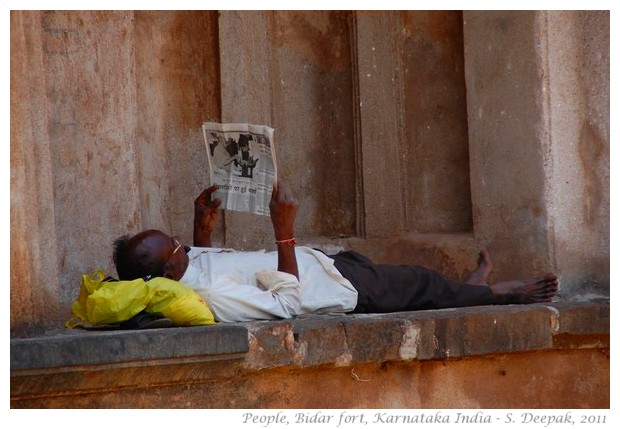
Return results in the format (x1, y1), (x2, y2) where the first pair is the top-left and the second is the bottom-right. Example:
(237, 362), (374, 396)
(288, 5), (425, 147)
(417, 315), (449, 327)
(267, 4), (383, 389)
(330, 250), (558, 313)
(330, 251), (494, 313)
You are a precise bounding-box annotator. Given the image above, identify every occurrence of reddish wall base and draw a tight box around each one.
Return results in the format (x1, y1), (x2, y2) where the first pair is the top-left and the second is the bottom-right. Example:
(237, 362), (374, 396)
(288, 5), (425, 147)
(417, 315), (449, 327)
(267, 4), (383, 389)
(12, 348), (609, 409)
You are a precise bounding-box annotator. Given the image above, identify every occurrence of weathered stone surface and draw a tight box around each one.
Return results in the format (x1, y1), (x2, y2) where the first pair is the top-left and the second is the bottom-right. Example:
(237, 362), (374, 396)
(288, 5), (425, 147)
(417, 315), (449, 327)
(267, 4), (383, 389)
(11, 325), (249, 370)
(549, 301), (610, 350)
(10, 303), (609, 408)
(11, 10), (609, 342)
(551, 300), (610, 335)
(424, 305), (553, 358)
(9, 9), (610, 410)
(463, 10), (609, 294)
(10, 10), (221, 337)
(219, 11), (358, 247)
(11, 301), (608, 375)
(341, 316), (411, 363)
(13, 347), (610, 408)
(544, 11), (610, 297)
(289, 316), (351, 367)
(242, 320), (297, 369)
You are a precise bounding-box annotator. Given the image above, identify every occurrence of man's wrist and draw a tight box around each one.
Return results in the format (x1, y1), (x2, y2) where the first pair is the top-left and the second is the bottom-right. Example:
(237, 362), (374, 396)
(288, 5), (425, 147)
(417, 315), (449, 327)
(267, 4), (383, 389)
(276, 238), (296, 246)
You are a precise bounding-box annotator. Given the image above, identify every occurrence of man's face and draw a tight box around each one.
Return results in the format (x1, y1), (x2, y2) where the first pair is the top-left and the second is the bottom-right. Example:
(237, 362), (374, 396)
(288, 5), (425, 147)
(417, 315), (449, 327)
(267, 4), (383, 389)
(160, 234), (191, 281)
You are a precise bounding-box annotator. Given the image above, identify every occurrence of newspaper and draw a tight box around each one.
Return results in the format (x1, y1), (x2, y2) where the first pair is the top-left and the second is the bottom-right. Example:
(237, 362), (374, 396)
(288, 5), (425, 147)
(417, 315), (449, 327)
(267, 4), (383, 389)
(202, 122), (277, 216)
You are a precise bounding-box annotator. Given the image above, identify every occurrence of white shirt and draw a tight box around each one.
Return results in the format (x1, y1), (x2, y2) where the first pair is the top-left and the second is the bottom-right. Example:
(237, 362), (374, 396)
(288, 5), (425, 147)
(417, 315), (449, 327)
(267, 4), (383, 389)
(179, 246), (358, 322)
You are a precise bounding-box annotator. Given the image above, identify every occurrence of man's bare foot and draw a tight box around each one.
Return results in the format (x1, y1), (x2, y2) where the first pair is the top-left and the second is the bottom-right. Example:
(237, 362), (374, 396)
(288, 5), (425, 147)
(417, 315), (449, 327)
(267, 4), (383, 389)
(490, 273), (559, 304)
(466, 250), (493, 286)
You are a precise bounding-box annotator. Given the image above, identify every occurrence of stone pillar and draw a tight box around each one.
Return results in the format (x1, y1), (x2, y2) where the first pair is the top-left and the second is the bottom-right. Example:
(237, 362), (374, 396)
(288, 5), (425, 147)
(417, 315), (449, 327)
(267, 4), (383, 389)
(464, 11), (552, 280)
(543, 11), (609, 295)
(218, 11), (359, 246)
(354, 11), (406, 238)
(218, 11), (275, 248)
(38, 11), (143, 306)
(11, 11), (147, 335)
(10, 11), (62, 335)
(133, 11), (221, 244)
(464, 11), (609, 294)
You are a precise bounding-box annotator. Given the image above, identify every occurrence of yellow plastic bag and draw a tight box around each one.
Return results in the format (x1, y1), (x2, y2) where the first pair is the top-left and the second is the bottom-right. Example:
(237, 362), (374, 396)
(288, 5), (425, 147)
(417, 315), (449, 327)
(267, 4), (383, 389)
(143, 276), (216, 326)
(66, 270), (216, 328)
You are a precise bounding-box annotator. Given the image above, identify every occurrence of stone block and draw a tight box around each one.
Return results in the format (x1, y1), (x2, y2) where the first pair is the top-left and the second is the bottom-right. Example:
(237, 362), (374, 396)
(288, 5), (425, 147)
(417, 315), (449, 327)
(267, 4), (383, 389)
(378, 305), (555, 360)
(11, 325), (249, 370)
(243, 321), (297, 369)
(341, 316), (411, 364)
(551, 300), (610, 335)
(290, 316), (351, 367)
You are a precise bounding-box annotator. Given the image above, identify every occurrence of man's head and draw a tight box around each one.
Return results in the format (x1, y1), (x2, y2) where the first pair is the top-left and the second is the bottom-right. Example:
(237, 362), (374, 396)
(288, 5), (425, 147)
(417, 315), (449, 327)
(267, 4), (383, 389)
(113, 229), (190, 280)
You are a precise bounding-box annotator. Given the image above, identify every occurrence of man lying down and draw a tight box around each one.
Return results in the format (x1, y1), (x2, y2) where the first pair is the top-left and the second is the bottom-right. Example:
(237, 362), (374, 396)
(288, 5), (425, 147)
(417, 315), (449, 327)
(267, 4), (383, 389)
(112, 184), (558, 324)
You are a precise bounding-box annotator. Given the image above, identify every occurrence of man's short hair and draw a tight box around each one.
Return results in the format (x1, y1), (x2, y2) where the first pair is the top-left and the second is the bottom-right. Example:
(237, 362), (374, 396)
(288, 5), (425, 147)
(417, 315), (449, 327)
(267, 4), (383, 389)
(113, 234), (165, 280)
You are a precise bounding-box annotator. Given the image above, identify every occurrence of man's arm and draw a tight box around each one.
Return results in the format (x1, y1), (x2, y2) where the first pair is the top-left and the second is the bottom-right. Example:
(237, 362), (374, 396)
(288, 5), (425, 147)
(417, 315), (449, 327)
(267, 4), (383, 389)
(193, 186), (221, 247)
(269, 182), (299, 279)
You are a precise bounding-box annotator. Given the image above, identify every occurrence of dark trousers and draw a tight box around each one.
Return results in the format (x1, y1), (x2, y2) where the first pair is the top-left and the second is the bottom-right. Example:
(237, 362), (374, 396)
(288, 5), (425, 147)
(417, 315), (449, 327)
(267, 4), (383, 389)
(328, 250), (493, 313)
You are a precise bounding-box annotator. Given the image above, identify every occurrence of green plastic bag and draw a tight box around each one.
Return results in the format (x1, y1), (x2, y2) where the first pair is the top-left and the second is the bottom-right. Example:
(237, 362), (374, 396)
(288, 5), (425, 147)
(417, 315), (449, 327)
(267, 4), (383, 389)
(66, 270), (216, 328)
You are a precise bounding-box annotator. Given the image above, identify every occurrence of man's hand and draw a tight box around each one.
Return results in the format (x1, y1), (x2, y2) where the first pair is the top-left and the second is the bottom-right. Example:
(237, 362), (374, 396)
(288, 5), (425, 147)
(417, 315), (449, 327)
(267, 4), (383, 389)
(194, 186), (221, 247)
(269, 182), (298, 241)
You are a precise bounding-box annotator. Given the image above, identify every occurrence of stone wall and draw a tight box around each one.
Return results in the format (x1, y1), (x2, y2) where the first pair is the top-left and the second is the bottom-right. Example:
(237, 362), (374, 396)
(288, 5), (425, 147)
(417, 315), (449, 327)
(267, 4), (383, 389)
(463, 11), (609, 295)
(11, 11), (221, 335)
(10, 10), (609, 338)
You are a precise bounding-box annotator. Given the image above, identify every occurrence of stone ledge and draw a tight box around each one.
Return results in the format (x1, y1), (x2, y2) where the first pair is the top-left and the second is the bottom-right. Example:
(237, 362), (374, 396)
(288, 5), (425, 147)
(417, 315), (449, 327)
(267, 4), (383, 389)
(10, 300), (609, 390)
(10, 301), (609, 407)
(10, 324), (249, 372)
(238, 300), (609, 370)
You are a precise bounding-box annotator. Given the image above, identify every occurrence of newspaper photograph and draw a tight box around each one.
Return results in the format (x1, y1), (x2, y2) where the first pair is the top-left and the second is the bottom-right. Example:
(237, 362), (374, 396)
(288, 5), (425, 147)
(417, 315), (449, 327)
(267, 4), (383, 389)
(202, 122), (277, 216)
